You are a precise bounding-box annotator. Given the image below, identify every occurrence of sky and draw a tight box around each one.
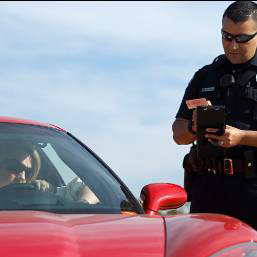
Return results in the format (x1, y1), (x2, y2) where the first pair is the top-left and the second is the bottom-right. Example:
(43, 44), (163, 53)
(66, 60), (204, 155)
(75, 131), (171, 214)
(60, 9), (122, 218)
(0, 1), (233, 197)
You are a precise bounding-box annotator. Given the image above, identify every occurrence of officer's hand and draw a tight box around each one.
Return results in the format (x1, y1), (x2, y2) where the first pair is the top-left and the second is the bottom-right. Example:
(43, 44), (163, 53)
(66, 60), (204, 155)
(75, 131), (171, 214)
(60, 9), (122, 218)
(204, 125), (243, 148)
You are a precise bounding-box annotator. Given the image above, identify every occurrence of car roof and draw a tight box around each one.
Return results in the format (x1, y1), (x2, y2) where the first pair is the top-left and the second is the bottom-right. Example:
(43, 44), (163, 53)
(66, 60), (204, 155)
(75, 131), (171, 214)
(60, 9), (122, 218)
(0, 116), (65, 131)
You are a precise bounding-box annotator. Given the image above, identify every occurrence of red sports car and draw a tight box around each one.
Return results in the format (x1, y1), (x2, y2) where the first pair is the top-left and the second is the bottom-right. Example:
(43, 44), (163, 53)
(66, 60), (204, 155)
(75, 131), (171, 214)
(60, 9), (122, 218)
(0, 116), (257, 257)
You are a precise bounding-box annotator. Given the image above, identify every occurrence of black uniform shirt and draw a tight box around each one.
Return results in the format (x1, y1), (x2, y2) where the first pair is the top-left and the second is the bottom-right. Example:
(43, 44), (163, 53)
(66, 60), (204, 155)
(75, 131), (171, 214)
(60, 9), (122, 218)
(175, 52), (257, 159)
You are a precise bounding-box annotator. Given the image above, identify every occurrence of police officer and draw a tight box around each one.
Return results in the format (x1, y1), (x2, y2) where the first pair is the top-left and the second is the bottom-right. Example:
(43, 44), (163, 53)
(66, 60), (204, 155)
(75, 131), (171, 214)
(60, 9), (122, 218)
(172, 1), (257, 230)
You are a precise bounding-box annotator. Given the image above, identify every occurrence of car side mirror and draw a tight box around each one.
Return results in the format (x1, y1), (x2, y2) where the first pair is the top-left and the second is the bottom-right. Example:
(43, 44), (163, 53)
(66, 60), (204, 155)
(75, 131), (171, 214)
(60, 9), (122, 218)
(140, 183), (187, 215)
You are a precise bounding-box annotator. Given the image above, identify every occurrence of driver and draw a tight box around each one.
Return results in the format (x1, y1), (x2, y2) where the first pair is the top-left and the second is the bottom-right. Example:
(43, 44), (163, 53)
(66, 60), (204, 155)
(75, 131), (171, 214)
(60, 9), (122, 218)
(0, 141), (99, 204)
(0, 142), (41, 188)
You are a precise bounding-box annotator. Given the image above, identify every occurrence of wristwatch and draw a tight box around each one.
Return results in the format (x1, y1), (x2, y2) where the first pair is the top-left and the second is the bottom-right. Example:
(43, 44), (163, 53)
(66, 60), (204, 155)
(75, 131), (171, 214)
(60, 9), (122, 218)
(188, 120), (196, 135)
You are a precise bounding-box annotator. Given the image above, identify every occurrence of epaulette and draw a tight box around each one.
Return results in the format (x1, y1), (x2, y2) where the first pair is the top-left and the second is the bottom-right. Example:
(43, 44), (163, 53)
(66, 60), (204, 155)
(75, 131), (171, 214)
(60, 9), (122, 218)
(212, 54), (226, 67)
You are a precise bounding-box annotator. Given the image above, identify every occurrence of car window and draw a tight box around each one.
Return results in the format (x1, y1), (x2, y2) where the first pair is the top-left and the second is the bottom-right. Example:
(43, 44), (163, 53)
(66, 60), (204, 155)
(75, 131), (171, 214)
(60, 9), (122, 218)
(0, 124), (142, 214)
(41, 143), (76, 184)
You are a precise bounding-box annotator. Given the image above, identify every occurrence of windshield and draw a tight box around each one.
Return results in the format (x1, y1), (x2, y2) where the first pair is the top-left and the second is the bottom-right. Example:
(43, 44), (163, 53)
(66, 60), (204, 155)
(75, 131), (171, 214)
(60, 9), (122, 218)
(0, 123), (142, 214)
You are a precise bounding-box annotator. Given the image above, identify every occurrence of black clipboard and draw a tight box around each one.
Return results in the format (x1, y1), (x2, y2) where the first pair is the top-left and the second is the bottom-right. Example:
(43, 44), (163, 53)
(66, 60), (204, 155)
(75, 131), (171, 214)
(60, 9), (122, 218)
(196, 105), (226, 158)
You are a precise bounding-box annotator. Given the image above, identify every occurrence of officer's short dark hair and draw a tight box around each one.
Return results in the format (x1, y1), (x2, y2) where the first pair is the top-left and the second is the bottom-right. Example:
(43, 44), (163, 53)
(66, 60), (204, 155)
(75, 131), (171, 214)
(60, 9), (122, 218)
(223, 1), (257, 24)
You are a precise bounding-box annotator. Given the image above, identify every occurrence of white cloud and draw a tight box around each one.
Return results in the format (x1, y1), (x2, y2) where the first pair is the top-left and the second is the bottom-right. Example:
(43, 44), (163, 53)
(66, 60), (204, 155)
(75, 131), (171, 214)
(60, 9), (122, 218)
(0, 1), (233, 195)
(0, 1), (229, 58)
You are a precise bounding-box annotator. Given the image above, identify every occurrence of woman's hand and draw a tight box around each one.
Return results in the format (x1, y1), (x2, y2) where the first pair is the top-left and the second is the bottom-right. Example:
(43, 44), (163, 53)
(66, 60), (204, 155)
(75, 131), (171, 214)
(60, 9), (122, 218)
(31, 179), (56, 193)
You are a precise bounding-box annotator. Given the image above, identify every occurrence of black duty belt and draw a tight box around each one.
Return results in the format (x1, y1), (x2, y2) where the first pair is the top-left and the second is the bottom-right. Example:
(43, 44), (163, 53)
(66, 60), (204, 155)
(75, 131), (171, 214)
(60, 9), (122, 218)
(206, 158), (245, 176)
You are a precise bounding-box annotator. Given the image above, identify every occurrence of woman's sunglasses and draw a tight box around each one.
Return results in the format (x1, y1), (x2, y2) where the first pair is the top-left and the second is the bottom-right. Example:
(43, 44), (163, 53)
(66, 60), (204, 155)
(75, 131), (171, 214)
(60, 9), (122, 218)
(0, 158), (32, 178)
(221, 29), (257, 43)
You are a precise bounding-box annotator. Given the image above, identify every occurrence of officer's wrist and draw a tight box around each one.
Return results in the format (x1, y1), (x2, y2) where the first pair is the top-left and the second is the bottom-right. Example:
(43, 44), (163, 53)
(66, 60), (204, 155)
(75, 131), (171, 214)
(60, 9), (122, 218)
(188, 120), (196, 135)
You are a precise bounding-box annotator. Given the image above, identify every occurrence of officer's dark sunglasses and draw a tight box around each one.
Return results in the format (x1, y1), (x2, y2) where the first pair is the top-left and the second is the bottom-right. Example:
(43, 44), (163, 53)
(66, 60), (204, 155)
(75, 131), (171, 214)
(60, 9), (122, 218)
(221, 29), (257, 43)
(0, 158), (32, 175)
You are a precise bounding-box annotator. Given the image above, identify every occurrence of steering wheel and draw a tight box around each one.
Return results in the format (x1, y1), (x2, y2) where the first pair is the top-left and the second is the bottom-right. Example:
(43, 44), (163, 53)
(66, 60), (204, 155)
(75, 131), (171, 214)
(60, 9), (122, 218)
(0, 182), (67, 208)
(0, 182), (37, 192)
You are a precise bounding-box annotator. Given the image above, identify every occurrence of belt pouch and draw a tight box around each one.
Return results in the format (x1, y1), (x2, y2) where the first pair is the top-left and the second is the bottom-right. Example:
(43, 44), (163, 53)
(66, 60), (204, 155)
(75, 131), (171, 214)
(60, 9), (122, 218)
(244, 150), (256, 179)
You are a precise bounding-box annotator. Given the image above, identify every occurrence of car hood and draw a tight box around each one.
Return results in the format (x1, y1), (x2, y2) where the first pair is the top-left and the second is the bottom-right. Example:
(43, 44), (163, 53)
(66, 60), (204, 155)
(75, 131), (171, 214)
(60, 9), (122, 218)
(0, 211), (165, 257)
(164, 213), (257, 257)
(2, 211), (257, 257)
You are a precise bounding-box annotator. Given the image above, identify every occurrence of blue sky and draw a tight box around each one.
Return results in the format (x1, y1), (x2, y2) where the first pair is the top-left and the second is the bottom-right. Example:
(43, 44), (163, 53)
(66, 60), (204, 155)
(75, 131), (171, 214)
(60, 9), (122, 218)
(1, 1), (232, 197)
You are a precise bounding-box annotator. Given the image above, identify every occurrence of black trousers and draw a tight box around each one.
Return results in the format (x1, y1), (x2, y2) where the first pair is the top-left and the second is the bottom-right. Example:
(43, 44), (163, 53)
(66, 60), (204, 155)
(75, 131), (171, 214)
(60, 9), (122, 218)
(190, 173), (257, 230)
